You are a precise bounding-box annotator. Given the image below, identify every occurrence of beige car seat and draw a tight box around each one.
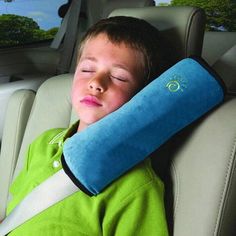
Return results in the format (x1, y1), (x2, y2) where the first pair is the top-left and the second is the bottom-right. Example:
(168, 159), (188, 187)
(3, 6), (235, 236)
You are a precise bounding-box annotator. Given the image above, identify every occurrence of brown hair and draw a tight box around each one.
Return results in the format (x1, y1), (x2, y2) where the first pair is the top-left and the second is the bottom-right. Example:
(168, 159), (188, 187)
(78, 16), (176, 82)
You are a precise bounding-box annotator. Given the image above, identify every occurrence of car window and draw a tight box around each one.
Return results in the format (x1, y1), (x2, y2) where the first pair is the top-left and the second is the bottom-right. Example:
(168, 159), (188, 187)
(155, 0), (236, 32)
(0, 0), (67, 47)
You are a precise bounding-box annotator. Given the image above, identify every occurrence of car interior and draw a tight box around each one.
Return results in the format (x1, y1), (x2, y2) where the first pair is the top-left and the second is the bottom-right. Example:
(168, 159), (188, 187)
(0, 0), (235, 235)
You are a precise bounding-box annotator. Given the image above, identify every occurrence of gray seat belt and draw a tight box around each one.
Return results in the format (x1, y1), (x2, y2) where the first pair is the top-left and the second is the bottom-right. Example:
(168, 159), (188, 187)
(51, 0), (82, 74)
(0, 169), (78, 236)
(50, 5), (70, 50)
(212, 44), (236, 94)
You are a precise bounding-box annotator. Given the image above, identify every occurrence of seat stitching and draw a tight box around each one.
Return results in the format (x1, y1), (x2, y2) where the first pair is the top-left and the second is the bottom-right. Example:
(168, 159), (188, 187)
(214, 135), (236, 235)
(10, 92), (30, 182)
(3, 92), (31, 214)
(184, 8), (203, 57)
(171, 161), (179, 219)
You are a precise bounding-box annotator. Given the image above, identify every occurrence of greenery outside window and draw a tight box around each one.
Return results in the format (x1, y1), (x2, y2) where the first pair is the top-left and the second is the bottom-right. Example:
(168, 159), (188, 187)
(155, 0), (236, 32)
(0, 0), (67, 47)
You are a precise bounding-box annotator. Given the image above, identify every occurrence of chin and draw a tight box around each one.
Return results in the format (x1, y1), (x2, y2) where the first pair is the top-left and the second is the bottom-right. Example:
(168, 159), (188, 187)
(82, 116), (103, 126)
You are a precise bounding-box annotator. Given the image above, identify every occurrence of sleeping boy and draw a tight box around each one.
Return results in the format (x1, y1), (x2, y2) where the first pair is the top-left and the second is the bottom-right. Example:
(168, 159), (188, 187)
(6, 16), (176, 235)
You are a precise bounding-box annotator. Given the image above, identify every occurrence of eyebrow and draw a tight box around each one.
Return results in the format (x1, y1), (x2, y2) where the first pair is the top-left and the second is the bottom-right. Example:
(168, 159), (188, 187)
(80, 56), (97, 63)
(80, 56), (131, 72)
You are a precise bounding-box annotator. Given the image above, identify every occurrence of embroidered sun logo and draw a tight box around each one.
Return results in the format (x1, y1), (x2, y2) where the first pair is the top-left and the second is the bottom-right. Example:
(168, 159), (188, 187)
(166, 75), (187, 92)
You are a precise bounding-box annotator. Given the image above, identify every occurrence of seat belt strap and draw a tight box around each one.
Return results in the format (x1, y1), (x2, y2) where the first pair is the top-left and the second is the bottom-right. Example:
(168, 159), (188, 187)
(50, 4), (71, 49)
(212, 44), (236, 95)
(0, 169), (78, 236)
(56, 0), (82, 74)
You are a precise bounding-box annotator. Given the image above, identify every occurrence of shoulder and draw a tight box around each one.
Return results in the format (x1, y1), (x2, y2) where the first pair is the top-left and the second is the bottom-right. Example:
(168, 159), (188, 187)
(100, 159), (164, 203)
(100, 160), (168, 236)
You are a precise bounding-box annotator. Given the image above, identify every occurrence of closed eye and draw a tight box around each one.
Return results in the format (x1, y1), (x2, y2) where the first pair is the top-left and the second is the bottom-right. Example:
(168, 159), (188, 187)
(81, 69), (95, 73)
(110, 75), (127, 82)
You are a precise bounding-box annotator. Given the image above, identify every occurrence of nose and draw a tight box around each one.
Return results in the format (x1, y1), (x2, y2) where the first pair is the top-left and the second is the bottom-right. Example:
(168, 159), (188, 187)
(88, 74), (108, 93)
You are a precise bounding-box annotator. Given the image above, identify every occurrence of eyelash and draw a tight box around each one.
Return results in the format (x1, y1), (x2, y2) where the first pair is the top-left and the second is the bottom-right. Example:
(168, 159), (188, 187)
(81, 69), (94, 73)
(110, 75), (127, 82)
(80, 69), (127, 82)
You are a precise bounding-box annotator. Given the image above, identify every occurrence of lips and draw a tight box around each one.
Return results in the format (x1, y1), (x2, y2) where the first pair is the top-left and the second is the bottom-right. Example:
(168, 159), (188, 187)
(80, 95), (102, 107)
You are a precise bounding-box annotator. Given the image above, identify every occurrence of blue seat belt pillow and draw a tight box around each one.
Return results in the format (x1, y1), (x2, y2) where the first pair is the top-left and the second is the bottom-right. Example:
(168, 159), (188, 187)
(62, 57), (225, 196)
(0, 57), (226, 236)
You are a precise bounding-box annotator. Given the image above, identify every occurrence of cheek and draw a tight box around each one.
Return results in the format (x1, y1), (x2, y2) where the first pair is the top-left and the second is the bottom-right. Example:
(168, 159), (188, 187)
(108, 90), (134, 112)
(71, 80), (82, 107)
(72, 69), (84, 99)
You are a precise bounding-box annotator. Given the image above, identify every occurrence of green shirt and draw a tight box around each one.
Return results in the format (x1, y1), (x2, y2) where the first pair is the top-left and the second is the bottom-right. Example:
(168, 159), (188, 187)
(7, 123), (168, 236)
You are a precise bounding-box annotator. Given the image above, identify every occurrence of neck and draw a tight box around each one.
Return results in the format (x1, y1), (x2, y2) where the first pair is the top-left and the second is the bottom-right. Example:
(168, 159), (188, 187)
(77, 121), (88, 133)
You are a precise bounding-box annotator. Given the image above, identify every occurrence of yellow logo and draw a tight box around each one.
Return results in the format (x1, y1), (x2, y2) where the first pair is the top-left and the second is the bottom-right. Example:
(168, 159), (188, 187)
(166, 75), (187, 92)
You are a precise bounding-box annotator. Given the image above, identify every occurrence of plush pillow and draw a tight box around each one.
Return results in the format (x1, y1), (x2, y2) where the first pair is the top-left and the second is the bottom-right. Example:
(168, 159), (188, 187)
(62, 57), (225, 196)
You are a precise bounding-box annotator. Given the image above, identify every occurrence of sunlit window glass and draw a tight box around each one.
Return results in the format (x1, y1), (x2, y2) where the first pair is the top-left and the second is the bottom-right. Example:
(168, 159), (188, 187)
(0, 0), (67, 47)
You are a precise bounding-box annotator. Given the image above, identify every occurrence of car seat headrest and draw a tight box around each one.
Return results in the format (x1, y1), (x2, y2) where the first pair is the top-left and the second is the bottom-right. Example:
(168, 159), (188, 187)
(109, 6), (206, 60)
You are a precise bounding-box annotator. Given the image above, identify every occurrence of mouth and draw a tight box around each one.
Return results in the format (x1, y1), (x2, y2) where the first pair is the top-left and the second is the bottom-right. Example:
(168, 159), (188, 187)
(80, 95), (102, 107)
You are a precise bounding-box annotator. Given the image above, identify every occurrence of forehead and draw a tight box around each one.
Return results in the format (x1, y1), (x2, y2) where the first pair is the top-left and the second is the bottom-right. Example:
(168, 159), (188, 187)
(80, 33), (145, 67)
(84, 33), (133, 51)
(80, 33), (144, 59)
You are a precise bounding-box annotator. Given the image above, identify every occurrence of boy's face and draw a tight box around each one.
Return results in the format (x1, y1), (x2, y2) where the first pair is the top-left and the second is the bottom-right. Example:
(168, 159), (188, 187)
(72, 33), (145, 131)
